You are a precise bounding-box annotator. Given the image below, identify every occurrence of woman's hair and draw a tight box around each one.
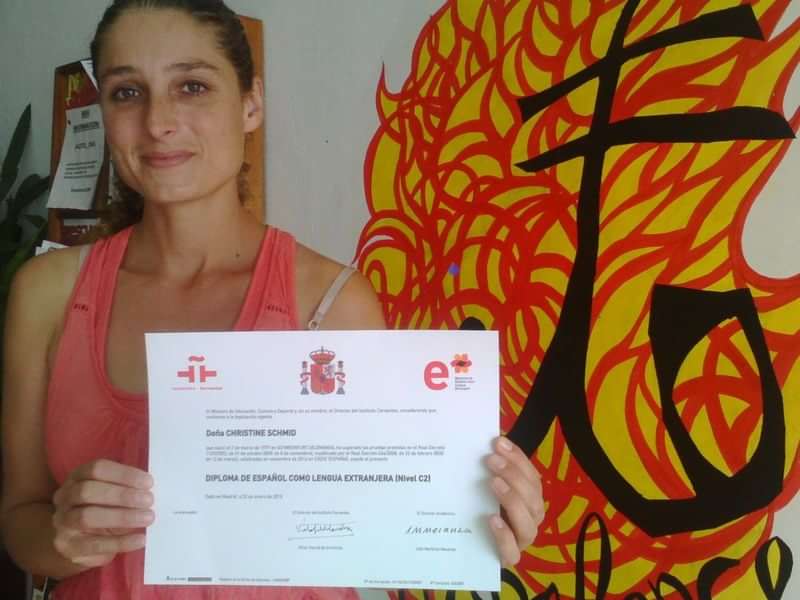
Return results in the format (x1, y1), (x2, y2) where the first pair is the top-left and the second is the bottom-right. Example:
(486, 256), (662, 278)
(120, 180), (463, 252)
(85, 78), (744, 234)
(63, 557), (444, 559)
(90, 0), (255, 233)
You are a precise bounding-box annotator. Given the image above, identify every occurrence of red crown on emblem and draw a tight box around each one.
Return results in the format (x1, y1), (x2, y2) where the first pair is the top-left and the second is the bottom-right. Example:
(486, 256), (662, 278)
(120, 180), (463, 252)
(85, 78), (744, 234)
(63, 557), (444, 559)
(309, 347), (336, 365)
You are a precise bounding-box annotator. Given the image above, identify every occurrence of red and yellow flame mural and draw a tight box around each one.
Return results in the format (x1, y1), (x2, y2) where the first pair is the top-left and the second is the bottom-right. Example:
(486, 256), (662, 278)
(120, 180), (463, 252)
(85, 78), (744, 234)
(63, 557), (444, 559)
(357, 0), (800, 597)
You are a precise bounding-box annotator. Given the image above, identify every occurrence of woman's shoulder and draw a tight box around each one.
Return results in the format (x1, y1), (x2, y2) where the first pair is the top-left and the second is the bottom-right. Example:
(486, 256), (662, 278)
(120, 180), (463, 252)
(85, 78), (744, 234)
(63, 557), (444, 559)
(294, 241), (385, 330)
(8, 245), (86, 333)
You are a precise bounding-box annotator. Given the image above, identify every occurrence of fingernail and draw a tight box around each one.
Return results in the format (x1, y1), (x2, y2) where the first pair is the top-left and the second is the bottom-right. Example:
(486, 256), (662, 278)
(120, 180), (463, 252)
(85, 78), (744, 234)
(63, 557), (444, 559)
(133, 534), (147, 547)
(490, 514), (505, 530)
(492, 477), (510, 495)
(497, 437), (513, 452)
(487, 454), (507, 470)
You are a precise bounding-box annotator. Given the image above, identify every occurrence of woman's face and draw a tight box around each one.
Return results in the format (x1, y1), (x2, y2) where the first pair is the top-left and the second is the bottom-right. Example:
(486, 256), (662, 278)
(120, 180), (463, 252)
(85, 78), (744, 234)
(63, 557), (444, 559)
(97, 8), (262, 207)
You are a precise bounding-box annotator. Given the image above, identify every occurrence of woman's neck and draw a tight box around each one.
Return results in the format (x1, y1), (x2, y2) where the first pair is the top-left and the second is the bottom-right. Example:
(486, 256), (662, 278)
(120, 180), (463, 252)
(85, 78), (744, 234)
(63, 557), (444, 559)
(124, 193), (265, 282)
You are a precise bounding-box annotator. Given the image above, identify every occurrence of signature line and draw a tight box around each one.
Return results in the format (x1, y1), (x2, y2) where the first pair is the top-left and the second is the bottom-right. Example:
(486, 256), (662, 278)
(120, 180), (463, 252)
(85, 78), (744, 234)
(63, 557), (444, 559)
(288, 534), (355, 541)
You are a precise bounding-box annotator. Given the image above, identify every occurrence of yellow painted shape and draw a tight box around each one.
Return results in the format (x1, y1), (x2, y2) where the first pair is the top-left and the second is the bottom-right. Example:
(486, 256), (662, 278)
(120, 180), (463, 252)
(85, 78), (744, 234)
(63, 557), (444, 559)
(567, 78), (599, 117)
(635, 97), (702, 117)
(566, 35), (589, 85)
(461, 304), (495, 329)
(543, 1), (558, 24)
(652, 143), (689, 181)
(692, 147), (779, 249)
(502, 38), (525, 97)
(436, 8), (456, 58)
(600, 146), (659, 222)
(751, 290), (800, 335)
(503, 0), (527, 45)
(736, 29), (800, 108)
(619, 54), (654, 102)
(532, 4), (562, 58)
(593, 356), (665, 498)
(644, 177), (719, 235)
(590, 4), (625, 65)
(369, 137), (402, 213)
(447, 69), (493, 130)
(455, 0), (479, 31)
(719, 394), (750, 430)
(458, 244), (481, 289)
(689, 405), (734, 476)
(746, 415), (764, 466)
(670, 515), (768, 587)
(588, 260), (667, 385)
(690, 57), (737, 87)
(625, 0), (676, 45)
(570, 1), (590, 28)
(536, 417), (557, 468)
(555, 157), (585, 194)
(686, 141), (732, 180)
(556, 496), (589, 534)
(673, 237), (729, 288)
(440, 131), (489, 164)
(534, 306), (557, 362)
(600, 186), (671, 254)
(489, 84), (515, 136)
(463, 154), (503, 179)
(514, 307), (530, 351)
(608, 557), (657, 595)
(595, 246), (656, 295)
(479, 5), (497, 61)
(444, 169), (472, 200)
(486, 249), (506, 302)
(365, 247), (406, 297)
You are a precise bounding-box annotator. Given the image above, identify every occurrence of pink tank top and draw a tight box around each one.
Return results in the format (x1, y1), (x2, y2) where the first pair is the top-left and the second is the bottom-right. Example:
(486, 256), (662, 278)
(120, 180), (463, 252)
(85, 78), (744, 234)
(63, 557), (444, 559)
(46, 226), (357, 600)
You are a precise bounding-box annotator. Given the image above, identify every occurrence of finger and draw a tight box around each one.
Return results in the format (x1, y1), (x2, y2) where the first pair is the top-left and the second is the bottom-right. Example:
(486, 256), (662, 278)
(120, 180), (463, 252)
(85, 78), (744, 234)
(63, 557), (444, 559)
(54, 530), (146, 563)
(56, 479), (154, 510)
(68, 459), (153, 490)
(489, 514), (521, 567)
(495, 437), (540, 485)
(491, 476), (539, 551)
(486, 454), (544, 525)
(60, 506), (154, 531)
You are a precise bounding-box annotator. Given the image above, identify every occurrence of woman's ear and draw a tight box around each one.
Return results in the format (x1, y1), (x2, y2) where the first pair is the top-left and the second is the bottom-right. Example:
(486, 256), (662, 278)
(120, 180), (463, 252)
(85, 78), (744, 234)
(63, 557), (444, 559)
(242, 76), (264, 133)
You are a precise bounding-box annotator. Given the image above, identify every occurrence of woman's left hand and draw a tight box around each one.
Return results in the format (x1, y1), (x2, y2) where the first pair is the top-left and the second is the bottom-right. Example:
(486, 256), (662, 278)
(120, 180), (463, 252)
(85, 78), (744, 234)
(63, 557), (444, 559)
(487, 436), (545, 566)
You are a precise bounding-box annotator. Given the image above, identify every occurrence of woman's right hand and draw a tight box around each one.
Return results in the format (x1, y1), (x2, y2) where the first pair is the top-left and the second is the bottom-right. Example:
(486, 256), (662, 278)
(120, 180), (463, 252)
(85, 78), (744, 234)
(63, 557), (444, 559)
(52, 459), (154, 568)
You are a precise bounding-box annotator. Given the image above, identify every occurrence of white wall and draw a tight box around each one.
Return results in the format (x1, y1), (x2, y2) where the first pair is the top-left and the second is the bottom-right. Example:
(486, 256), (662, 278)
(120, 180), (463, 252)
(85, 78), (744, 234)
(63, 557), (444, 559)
(0, 0), (440, 263)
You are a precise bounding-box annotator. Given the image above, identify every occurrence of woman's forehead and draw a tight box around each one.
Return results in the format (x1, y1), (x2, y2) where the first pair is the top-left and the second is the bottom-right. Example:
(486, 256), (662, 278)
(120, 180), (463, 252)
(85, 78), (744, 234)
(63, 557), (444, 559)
(100, 8), (228, 75)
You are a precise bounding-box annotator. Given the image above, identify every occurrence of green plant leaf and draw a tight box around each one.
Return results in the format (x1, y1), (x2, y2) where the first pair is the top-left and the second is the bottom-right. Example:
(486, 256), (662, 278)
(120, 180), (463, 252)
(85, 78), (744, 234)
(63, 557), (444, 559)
(0, 219), (46, 295)
(0, 104), (31, 204)
(23, 214), (47, 229)
(8, 174), (50, 219)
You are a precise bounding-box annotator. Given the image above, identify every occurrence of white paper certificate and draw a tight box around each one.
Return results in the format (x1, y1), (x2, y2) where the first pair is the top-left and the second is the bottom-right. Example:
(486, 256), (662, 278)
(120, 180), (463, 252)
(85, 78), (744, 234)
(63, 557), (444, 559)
(145, 330), (500, 591)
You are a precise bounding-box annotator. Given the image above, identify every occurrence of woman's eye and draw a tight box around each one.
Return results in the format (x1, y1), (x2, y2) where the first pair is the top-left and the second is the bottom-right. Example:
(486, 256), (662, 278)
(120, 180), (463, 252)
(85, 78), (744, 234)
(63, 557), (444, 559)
(111, 87), (140, 101)
(182, 81), (208, 95)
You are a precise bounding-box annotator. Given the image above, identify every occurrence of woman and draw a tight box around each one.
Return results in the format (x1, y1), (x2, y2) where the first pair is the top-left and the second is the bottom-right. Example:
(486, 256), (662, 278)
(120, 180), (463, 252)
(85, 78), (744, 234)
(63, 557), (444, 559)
(1, 1), (544, 598)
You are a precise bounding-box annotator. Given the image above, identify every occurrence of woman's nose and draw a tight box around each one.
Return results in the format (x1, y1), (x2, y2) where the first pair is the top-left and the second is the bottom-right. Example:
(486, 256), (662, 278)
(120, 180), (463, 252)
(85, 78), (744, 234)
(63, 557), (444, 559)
(145, 94), (178, 138)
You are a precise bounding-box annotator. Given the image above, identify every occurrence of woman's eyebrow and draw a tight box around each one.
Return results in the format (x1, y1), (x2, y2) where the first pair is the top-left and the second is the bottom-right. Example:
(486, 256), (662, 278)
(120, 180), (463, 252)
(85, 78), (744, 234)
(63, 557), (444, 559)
(98, 60), (220, 84)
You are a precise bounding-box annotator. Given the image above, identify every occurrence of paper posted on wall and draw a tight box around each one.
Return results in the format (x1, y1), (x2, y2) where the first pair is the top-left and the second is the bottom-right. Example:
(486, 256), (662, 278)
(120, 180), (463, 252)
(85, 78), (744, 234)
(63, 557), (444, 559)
(34, 240), (68, 256)
(47, 104), (104, 210)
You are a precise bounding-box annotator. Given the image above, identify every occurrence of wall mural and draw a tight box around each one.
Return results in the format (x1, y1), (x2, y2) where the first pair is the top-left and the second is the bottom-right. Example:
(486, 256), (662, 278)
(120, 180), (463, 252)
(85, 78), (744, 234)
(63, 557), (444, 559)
(356, 0), (800, 597)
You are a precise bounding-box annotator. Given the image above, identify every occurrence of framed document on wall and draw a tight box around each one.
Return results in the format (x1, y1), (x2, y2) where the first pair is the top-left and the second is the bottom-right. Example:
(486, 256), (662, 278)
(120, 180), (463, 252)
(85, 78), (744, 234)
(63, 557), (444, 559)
(47, 14), (265, 245)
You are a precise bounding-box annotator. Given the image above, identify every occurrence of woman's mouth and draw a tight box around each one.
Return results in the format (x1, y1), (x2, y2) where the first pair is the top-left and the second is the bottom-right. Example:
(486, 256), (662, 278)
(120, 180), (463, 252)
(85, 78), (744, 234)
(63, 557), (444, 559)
(141, 151), (194, 168)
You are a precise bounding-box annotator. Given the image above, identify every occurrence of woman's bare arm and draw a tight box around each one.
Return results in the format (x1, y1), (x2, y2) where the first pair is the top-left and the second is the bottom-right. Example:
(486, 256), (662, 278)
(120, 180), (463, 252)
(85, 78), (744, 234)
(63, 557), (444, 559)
(1, 247), (89, 577)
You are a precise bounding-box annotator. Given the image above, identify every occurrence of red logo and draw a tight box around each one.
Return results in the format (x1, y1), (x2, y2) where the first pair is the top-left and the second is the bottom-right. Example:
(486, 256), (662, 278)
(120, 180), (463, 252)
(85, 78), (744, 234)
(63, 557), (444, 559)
(301, 347), (346, 395)
(425, 353), (474, 390)
(177, 355), (217, 383)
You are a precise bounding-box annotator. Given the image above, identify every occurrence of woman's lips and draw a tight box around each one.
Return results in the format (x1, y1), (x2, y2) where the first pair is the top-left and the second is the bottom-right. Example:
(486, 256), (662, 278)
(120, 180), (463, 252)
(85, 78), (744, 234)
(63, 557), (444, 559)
(141, 151), (194, 168)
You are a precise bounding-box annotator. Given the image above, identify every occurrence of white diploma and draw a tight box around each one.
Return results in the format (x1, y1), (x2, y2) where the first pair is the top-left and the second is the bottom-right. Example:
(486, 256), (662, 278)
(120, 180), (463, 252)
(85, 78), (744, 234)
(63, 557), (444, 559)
(145, 330), (500, 591)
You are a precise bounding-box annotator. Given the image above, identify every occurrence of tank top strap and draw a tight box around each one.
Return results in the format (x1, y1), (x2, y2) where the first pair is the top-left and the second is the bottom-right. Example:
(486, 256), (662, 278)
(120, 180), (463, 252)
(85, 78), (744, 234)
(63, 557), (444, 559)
(67, 228), (132, 321)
